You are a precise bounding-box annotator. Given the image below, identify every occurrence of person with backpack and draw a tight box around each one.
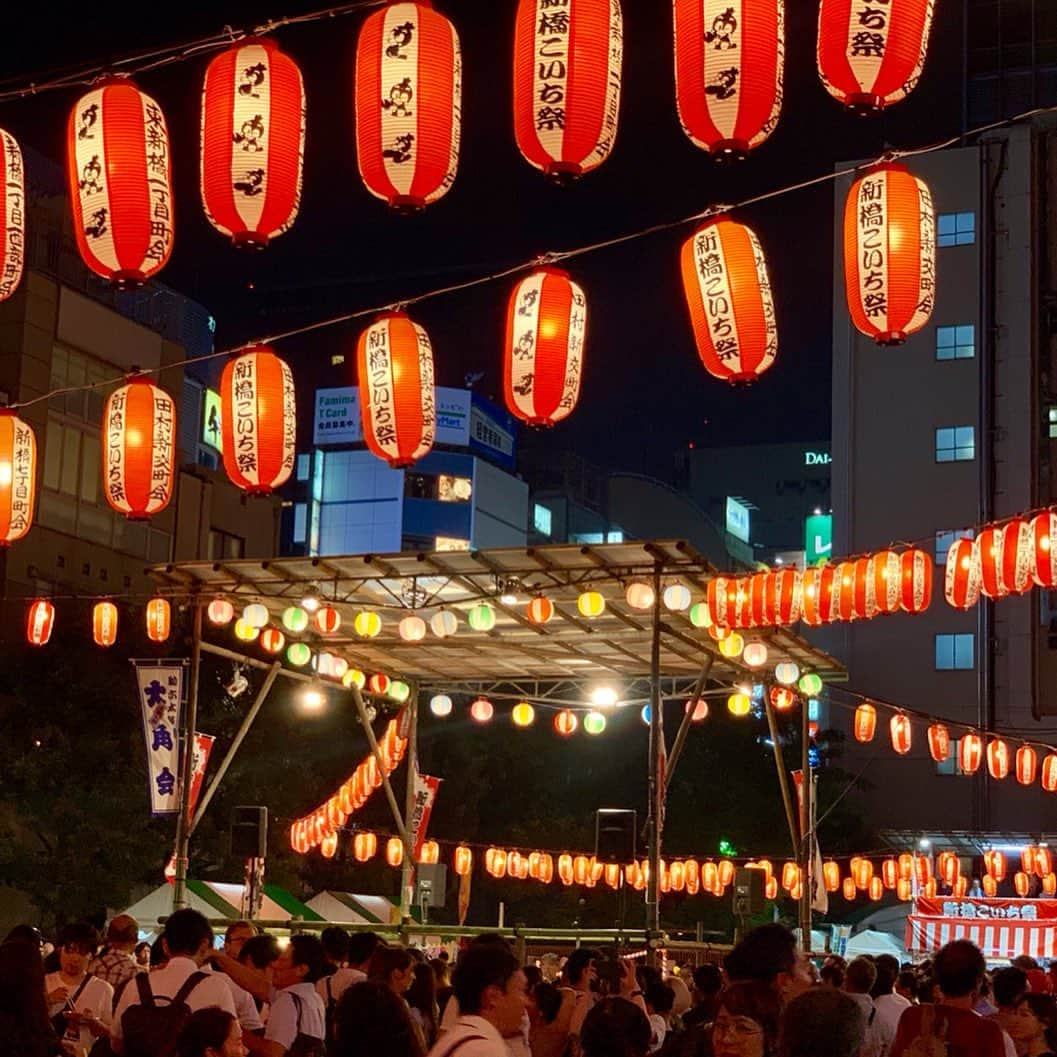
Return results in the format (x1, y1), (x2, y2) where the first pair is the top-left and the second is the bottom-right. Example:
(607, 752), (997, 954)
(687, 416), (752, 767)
(110, 909), (236, 1057)
(256, 934), (327, 1057)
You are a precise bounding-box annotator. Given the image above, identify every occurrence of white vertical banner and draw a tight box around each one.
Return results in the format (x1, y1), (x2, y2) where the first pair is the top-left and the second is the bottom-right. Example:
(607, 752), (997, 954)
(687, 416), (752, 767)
(410, 769), (442, 862)
(133, 660), (187, 816)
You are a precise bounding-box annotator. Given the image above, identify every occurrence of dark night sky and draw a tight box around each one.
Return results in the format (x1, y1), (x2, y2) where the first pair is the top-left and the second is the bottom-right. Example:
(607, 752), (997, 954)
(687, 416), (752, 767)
(3, 1), (964, 479)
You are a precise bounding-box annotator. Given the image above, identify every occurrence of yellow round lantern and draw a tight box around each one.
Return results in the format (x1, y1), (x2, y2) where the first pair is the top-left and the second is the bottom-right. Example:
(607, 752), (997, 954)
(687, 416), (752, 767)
(234, 619), (259, 642)
(342, 668), (366, 690)
(354, 611), (382, 638)
(718, 632), (744, 658)
(512, 702), (536, 727)
(727, 692), (751, 717)
(577, 591), (605, 618)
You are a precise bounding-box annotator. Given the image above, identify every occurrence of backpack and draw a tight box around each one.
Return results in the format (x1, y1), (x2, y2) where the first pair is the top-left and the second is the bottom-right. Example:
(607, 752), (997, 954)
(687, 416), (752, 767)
(287, 991), (327, 1057)
(902, 1004), (950, 1057)
(120, 971), (207, 1057)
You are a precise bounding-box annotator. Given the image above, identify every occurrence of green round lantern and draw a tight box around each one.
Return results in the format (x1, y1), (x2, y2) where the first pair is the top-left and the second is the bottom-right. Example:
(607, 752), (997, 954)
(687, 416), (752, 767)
(287, 642), (312, 667)
(468, 603), (496, 632)
(282, 606), (309, 634)
(389, 680), (411, 703)
(583, 710), (607, 736)
(689, 603), (711, 628)
(798, 672), (823, 696)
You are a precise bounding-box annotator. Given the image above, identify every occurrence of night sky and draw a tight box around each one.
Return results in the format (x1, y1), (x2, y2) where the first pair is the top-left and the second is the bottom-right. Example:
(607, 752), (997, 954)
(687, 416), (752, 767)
(4, 1), (964, 479)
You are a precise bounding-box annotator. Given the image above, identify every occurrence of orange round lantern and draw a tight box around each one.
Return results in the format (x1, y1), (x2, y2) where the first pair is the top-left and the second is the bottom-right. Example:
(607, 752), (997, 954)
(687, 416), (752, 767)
(718, 859), (735, 887)
(1035, 847), (1053, 878)
(984, 850), (1006, 881)
(844, 164), (935, 347)
(27, 599), (55, 646)
(453, 845), (473, 876)
(882, 859), (898, 890)
(842, 876), (856, 900)
(357, 312), (435, 467)
(673, 0), (784, 160)
(823, 861), (840, 892)
(67, 80), (174, 286)
(899, 547), (933, 613)
(573, 854), (590, 886)
(854, 702), (877, 743)
(102, 376), (177, 519)
(419, 840), (439, 865)
(987, 739), (1010, 781)
(355, 1), (461, 211)
(1015, 871), (1031, 897)
(386, 837), (404, 868)
(982, 875), (998, 897)
(889, 713), (912, 755)
(945, 537), (980, 610)
(854, 858), (873, 890)
(505, 268), (587, 427)
(92, 601), (119, 647)
(959, 733), (982, 775)
(554, 709), (578, 737)
(818, 0), (935, 114)
(681, 217), (777, 384)
(1032, 511), (1057, 588)
(870, 550), (902, 615)
(0, 409), (36, 546)
(898, 853), (914, 881)
(220, 346), (296, 495)
(897, 877), (912, 901)
(146, 597), (171, 642)
(928, 723), (950, 763)
(513, 0), (622, 179)
(201, 38), (305, 248)
(353, 832), (377, 862)
(0, 130), (25, 302)
(869, 876), (883, 901)
(527, 596), (554, 625)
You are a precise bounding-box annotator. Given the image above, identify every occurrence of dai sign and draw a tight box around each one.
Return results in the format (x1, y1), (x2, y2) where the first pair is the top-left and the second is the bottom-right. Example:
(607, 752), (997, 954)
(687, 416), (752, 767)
(804, 451), (832, 466)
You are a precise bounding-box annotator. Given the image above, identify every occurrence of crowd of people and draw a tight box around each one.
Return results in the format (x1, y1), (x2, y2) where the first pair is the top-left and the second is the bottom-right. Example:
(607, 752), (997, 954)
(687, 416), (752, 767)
(3, 913), (1057, 1057)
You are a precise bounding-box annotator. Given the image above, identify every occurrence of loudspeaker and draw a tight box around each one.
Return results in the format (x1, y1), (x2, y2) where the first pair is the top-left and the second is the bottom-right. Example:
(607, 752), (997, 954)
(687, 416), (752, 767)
(595, 809), (637, 863)
(733, 867), (766, 917)
(231, 806), (268, 860)
(415, 864), (447, 909)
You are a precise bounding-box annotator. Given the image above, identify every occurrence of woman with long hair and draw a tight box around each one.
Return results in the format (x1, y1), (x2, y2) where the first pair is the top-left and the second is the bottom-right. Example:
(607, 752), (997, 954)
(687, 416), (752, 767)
(367, 946), (415, 997)
(1014, 994), (1057, 1057)
(176, 1008), (247, 1057)
(332, 980), (425, 1057)
(0, 939), (63, 1057)
(406, 961), (439, 1048)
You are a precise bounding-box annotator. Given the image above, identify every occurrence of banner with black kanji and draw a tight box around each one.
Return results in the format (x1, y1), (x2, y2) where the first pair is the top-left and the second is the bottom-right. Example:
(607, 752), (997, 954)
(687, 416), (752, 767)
(133, 660), (187, 816)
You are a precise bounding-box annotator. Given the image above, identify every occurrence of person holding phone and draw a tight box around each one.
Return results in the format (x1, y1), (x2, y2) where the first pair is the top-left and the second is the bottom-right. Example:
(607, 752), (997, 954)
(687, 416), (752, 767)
(44, 923), (113, 1055)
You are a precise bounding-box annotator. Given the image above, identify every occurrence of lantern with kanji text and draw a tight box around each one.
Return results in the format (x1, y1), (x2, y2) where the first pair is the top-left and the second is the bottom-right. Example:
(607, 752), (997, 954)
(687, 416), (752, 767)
(959, 733), (982, 775)
(1032, 511), (1057, 588)
(854, 702), (877, 743)
(945, 537), (980, 610)
(27, 599), (54, 646)
(987, 739), (1010, 781)
(900, 547), (933, 613)
(0, 410), (35, 546)
(928, 723), (950, 763)
(870, 550), (901, 615)
(890, 713), (912, 755)
(146, 597), (171, 642)
(92, 601), (118, 647)
(0, 131), (25, 302)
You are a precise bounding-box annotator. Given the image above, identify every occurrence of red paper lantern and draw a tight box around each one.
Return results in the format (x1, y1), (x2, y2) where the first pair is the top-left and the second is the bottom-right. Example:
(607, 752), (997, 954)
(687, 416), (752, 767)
(558, 853), (574, 885)
(851, 557), (876, 620)
(898, 853), (913, 881)
(1045, 873), (1057, 897)
(1016, 746), (1038, 787)
(984, 850), (1006, 881)
(770, 569), (802, 625)
(823, 861), (841, 892)
(67, 80), (174, 287)
(27, 599), (54, 646)
(315, 606), (341, 634)
(844, 164), (935, 346)
(854, 703), (877, 743)
(987, 739), (1010, 780)
(146, 597), (171, 642)
(673, 0), (784, 159)
(854, 858), (874, 890)
(0, 130), (25, 301)
(707, 576), (738, 630)
(1043, 754), (1057, 793)
(835, 561), (858, 622)
(899, 548), (933, 614)
(1000, 518), (1033, 595)
(959, 733), (982, 775)
(92, 601), (119, 647)
(976, 527), (1007, 599)
(915, 855), (932, 885)
(0, 410), (36, 546)
(928, 723), (950, 763)
(817, 0), (935, 113)
(882, 859), (898, 889)
(869, 876), (884, 901)
(770, 687), (796, 712)
(355, 1), (461, 211)
(898, 877), (912, 901)
(748, 573), (768, 626)
(102, 376), (177, 519)
(870, 550), (902, 615)
(890, 713), (912, 755)
(944, 537), (980, 610)
(504, 268), (587, 427)
(220, 346), (296, 494)
(1032, 511), (1057, 588)
(454, 845), (473, 876)
(681, 217), (778, 384)
(842, 877), (856, 901)
(1023, 847), (1038, 874)
(513, 0), (622, 178)
(718, 859), (736, 887)
(801, 565), (836, 626)
(1015, 871), (1031, 897)
(357, 312), (435, 468)
(260, 627), (285, 654)
(201, 38), (305, 248)
(527, 597), (554, 625)
(1035, 847), (1053, 878)
(554, 709), (578, 736)
(781, 862), (799, 892)
(981, 874), (997, 897)
(387, 837), (404, 868)
(353, 832), (378, 862)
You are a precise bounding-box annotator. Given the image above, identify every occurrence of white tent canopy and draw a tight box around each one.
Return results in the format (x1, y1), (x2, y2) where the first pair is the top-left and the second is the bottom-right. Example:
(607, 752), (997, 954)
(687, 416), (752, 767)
(306, 891), (398, 926)
(844, 929), (909, 960)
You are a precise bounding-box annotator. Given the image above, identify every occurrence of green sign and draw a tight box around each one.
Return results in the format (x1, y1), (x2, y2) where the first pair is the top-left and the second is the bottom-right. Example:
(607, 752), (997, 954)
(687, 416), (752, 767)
(805, 515), (833, 564)
(202, 389), (222, 452)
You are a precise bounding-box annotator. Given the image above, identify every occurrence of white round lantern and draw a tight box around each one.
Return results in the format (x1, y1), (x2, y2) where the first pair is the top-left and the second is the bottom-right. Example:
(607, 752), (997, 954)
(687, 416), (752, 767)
(430, 694), (453, 717)
(242, 603), (269, 628)
(743, 642), (769, 668)
(775, 662), (800, 686)
(431, 611), (458, 638)
(662, 584), (692, 612)
(399, 616), (428, 642)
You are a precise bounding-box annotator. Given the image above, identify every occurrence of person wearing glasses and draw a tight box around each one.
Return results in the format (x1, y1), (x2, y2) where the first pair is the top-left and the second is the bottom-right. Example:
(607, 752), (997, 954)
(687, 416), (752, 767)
(711, 982), (781, 1057)
(44, 922), (113, 1055)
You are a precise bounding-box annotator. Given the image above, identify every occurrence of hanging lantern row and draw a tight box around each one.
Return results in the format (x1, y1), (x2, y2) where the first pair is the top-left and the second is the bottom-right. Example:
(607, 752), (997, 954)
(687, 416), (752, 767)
(945, 512), (1057, 610)
(290, 717), (408, 854)
(26, 596), (173, 647)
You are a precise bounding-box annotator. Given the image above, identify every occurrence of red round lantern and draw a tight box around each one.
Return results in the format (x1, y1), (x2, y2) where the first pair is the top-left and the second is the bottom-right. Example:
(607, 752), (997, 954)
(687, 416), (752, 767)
(770, 687), (796, 712)
(0, 409), (36, 546)
(870, 550), (902, 615)
(843, 164), (935, 346)
(1032, 511), (1057, 588)
(355, 1), (461, 211)
(928, 723), (950, 763)
(146, 597), (171, 642)
(835, 561), (858, 622)
(504, 268), (586, 427)
(513, 0), (622, 179)
(890, 713), (912, 755)
(769, 569), (802, 625)
(220, 346), (296, 495)
(0, 130), (25, 302)
(201, 38), (305, 248)
(67, 80), (174, 287)
(944, 537), (980, 611)
(260, 627), (285, 654)
(681, 217), (778, 384)
(357, 312), (435, 468)
(959, 733), (982, 775)
(527, 596), (554, 625)
(802, 565), (837, 626)
(854, 703), (877, 743)
(1043, 754), (1057, 793)
(92, 601), (119, 647)
(27, 599), (54, 646)
(315, 606), (341, 634)
(102, 376), (177, 519)
(987, 739), (1010, 781)
(368, 673), (391, 697)
(673, 0), (784, 159)
(899, 548), (933, 614)
(817, 0), (935, 113)
(976, 527), (1007, 599)
(554, 709), (578, 736)
(1000, 518), (1033, 595)
(1016, 745), (1038, 787)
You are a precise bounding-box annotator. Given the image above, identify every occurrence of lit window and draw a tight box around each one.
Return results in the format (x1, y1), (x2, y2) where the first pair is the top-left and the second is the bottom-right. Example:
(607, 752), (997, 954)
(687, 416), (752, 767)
(1049, 407), (1057, 440)
(533, 503), (552, 537)
(935, 633), (974, 670)
(572, 532), (605, 544)
(606, 531), (624, 543)
(934, 528), (974, 564)
(296, 453), (310, 481)
(438, 475), (473, 503)
(937, 212), (975, 247)
(435, 536), (470, 552)
(937, 738), (969, 776)
(935, 426), (975, 463)
(935, 325), (975, 361)
(293, 503), (307, 544)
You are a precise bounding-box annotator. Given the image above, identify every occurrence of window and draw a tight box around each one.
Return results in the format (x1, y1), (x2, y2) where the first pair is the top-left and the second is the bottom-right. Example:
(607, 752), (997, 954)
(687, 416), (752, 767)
(296, 453), (311, 481)
(208, 528), (245, 560)
(936, 325), (975, 360)
(1049, 408), (1057, 440)
(49, 346), (112, 424)
(937, 738), (970, 777)
(935, 426), (975, 462)
(606, 530), (624, 543)
(937, 212), (976, 247)
(438, 475), (472, 503)
(935, 528), (974, 564)
(435, 536), (470, 552)
(533, 503), (553, 537)
(293, 503), (307, 544)
(936, 633), (975, 670)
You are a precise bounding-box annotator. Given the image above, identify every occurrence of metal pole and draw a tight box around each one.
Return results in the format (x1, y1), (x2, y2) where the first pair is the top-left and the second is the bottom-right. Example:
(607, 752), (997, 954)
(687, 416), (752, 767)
(765, 699), (799, 856)
(400, 686), (419, 923)
(646, 561), (664, 952)
(665, 655), (714, 794)
(349, 682), (410, 847)
(190, 661), (282, 835)
(798, 701), (812, 953)
(173, 599), (203, 912)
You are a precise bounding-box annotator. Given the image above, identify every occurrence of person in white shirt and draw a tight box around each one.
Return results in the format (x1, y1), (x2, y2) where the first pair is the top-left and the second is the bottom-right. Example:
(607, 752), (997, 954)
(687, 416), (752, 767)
(46, 921), (113, 1055)
(258, 935), (327, 1057)
(111, 909), (237, 1055)
(843, 957), (895, 1057)
(645, 981), (675, 1053)
(872, 956), (913, 1043)
(223, 922), (259, 963)
(427, 944), (529, 1057)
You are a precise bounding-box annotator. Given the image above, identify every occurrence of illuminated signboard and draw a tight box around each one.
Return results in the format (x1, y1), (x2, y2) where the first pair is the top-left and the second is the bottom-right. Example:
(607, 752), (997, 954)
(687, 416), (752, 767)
(805, 514), (833, 564)
(725, 497), (751, 543)
(201, 389), (222, 452)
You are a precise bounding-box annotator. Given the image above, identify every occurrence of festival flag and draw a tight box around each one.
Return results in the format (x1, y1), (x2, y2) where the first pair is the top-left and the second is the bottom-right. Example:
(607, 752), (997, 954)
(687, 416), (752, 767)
(410, 769), (442, 862)
(133, 660), (187, 816)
